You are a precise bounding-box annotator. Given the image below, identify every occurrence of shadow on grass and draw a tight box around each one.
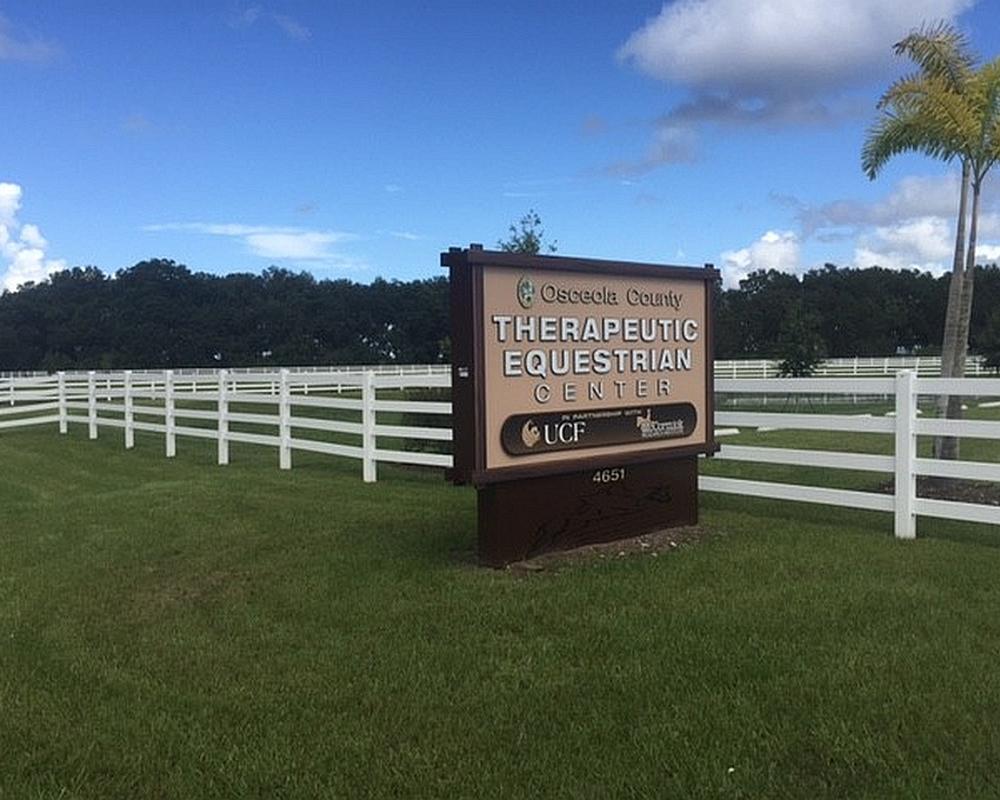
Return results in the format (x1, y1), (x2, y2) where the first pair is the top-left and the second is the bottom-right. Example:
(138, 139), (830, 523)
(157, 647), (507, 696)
(918, 515), (1000, 550)
(703, 489), (1000, 551)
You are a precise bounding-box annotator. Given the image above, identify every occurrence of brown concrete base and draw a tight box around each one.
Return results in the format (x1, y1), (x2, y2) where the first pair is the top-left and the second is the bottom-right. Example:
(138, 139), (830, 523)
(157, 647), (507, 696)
(476, 456), (698, 567)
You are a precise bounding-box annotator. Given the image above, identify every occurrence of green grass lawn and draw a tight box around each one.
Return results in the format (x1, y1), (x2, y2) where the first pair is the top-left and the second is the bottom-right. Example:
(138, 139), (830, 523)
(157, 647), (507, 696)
(2, 424), (1000, 798)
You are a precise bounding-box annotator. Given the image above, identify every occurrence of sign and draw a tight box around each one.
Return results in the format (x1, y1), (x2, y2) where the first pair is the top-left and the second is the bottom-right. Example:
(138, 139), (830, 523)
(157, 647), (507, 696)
(444, 246), (718, 485)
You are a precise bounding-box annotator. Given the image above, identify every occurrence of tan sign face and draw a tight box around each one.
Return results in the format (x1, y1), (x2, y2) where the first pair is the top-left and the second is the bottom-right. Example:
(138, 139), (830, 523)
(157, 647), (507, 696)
(481, 265), (708, 470)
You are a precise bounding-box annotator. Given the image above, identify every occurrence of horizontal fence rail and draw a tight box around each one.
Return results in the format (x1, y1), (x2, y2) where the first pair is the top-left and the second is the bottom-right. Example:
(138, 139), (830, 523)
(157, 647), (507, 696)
(714, 355), (988, 379)
(2, 367), (999, 538)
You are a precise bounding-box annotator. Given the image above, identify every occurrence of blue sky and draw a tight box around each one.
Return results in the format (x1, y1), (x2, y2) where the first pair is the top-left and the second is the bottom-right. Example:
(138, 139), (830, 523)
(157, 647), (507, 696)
(2, 0), (1000, 292)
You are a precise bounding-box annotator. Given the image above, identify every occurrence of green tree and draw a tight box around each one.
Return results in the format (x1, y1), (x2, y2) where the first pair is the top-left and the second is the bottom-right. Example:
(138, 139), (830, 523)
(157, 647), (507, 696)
(721, 269), (801, 357)
(497, 209), (557, 255)
(980, 308), (1000, 373)
(775, 301), (826, 377)
(863, 22), (1000, 458)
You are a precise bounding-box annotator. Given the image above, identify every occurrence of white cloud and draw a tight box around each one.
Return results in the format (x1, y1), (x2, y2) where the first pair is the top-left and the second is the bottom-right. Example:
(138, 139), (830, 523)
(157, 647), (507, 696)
(976, 244), (1000, 263)
(231, 5), (262, 27)
(228, 4), (311, 41)
(272, 14), (311, 41)
(794, 173), (970, 234)
(720, 230), (800, 288)
(854, 216), (954, 273)
(787, 172), (1000, 273)
(19, 223), (46, 249)
(0, 182), (22, 225)
(606, 124), (697, 176)
(619, 0), (973, 97)
(855, 222), (1000, 272)
(871, 218), (952, 260)
(0, 182), (66, 292)
(245, 231), (341, 260)
(874, 174), (966, 222)
(144, 221), (360, 264)
(615, 0), (974, 174)
(0, 12), (60, 62)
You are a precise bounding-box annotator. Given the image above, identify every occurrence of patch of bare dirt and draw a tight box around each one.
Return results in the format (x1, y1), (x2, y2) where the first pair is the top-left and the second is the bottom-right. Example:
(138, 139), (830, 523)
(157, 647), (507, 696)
(506, 524), (712, 575)
(916, 477), (1000, 506)
(878, 477), (1000, 506)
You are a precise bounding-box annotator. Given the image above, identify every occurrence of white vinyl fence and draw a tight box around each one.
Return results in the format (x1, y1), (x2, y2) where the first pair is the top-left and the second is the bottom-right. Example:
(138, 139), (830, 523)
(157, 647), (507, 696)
(2, 368), (999, 538)
(710, 374), (1000, 536)
(715, 355), (989, 379)
(40, 355), (991, 382)
(1, 368), (452, 482)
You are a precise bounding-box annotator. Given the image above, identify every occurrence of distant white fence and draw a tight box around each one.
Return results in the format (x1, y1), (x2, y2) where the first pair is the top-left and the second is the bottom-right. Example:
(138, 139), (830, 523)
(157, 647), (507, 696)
(2, 368), (999, 539)
(50, 364), (451, 379)
(36, 356), (990, 381)
(0, 370), (48, 379)
(714, 355), (989, 379)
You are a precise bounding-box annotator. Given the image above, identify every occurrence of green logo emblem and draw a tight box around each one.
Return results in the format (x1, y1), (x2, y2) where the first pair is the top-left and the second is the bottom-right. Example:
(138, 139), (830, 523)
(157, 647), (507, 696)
(517, 276), (535, 309)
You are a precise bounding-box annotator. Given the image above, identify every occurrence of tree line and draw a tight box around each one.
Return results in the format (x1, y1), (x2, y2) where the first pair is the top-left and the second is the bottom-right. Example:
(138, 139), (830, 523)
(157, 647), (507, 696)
(715, 263), (1000, 363)
(0, 261), (449, 371)
(1, 257), (998, 371)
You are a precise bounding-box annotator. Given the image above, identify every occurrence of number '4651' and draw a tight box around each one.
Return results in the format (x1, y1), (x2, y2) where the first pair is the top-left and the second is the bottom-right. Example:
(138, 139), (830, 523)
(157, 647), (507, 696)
(593, 468), (626, 484)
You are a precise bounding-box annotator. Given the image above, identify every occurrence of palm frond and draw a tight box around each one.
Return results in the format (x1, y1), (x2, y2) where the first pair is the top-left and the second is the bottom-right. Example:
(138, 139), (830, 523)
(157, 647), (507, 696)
(866, 27), (1000, 190)
(877, 70), (931, 109)
(862, 112), (960, 179)
(894, 22), (975, 90)
(878, 74), (978, 148)
(971, 58), (1000, 174)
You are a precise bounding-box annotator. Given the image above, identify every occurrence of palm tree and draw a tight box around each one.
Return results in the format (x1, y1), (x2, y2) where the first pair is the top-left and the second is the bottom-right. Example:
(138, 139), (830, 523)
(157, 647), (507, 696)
(863, 23), (1000, 459)
(884, 26), (973, 443)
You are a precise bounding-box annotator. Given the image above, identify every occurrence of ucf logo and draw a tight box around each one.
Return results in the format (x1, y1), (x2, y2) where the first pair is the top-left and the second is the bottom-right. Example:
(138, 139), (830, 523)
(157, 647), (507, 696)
(521, 418), (586, 449)
(521, 419), (541, 448)
(516, 276), (535, 309)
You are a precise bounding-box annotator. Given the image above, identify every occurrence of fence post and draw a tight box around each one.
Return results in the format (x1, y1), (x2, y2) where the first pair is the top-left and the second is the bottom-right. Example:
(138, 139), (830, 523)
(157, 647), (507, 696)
(279, 368), (292, 470)
(894, 370), (917, 540)
(165, 370), (176, 458)
(87, 370), (98, 439)
(217, 369), (229, 466)
(362, 369), (377, 483)
(57, 371), (67, 434)
(124, 370), (135, 449)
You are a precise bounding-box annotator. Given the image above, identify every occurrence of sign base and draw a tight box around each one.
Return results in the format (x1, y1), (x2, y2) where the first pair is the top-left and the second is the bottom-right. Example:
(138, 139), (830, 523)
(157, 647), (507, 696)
(476, 457), (697, 567)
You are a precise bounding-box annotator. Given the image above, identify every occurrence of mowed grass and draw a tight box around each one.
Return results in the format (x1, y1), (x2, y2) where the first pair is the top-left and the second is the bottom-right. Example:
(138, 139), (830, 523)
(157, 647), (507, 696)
(2, 425), (1000, 798)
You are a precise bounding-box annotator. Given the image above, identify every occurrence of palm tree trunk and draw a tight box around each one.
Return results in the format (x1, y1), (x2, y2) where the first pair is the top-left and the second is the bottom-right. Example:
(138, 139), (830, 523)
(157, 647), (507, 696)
(954, 179), (980, 378)
(939, 177), (981, 459)
(934, 162), (970, 459)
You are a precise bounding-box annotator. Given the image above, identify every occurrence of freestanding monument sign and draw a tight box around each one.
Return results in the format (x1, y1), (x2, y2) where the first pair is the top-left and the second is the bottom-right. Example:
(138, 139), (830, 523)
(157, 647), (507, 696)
(443, 245), (718, 566)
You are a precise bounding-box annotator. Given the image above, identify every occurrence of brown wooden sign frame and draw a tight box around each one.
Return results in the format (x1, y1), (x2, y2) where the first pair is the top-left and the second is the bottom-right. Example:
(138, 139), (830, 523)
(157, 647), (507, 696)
(443, 246), (719, 486)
